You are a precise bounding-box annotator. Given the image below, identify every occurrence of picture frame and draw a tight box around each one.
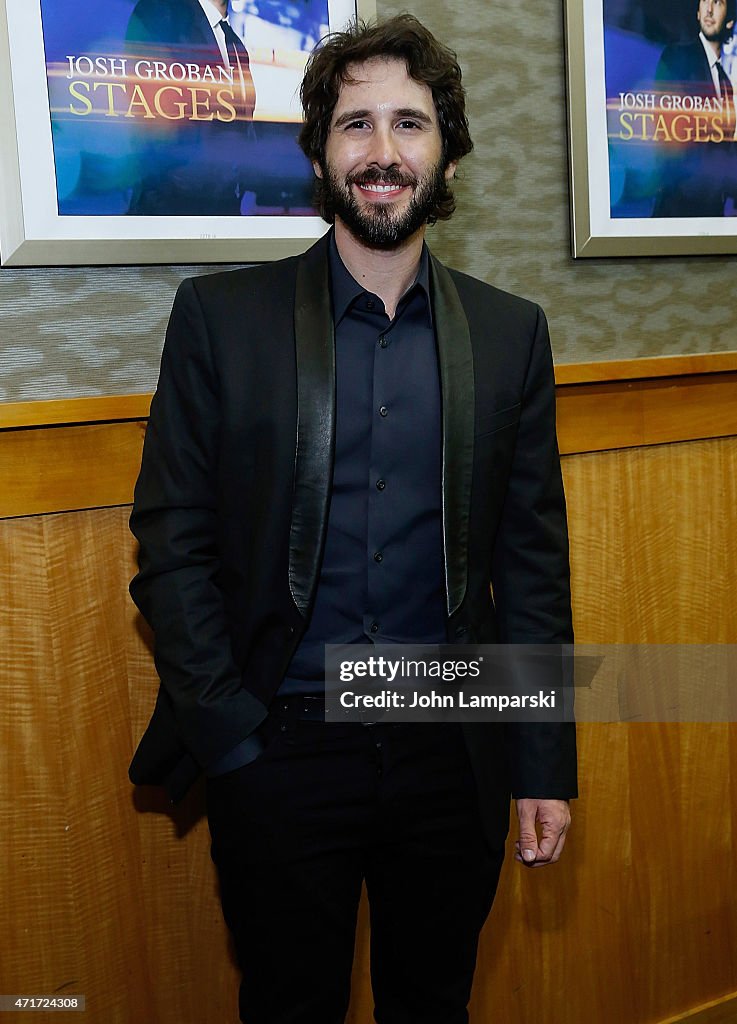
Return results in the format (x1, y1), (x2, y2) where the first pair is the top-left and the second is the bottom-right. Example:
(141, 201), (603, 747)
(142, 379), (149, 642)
(565, 0), (737, 257)
(0, 0), (376, 266)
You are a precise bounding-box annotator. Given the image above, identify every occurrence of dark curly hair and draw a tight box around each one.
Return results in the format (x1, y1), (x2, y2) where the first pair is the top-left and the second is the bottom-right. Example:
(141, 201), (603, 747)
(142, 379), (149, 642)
(298, 14), (473, 224)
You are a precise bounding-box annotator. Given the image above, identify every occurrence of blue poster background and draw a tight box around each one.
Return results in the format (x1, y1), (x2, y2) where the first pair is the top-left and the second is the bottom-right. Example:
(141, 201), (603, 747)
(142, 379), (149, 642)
(39, 0), (329, 216)
(603, 0), (737, 218)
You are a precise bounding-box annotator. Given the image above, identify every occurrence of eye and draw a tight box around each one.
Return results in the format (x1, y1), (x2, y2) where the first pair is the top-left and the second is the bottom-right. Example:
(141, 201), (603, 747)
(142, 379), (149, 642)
(344, 119), (370, 130)
(397, 119), (421, 130)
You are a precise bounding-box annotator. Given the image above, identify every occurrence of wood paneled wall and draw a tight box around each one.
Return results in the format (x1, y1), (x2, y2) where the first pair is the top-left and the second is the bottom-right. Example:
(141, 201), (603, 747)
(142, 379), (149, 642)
(1, 398), (736, 1022)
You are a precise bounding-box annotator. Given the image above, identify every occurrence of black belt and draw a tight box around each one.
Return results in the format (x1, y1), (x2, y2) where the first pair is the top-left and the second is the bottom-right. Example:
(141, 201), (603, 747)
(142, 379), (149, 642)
(274, 694), (381, 725)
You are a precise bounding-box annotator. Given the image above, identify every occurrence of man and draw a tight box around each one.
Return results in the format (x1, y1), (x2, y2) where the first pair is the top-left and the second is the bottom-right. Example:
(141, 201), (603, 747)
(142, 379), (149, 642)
(653, 0), (735, 216)
(129, 14), (576, 1023)
(125, 0), (256, 214)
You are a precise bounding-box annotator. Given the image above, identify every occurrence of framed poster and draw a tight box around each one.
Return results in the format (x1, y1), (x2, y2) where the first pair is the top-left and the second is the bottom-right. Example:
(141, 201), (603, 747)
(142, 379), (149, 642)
(566, 0), (737, 256)
(0, 0), (376, 265)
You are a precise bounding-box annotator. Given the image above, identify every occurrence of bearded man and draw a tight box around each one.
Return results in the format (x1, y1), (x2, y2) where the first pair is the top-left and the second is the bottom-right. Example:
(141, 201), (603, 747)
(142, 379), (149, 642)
(128, 14), (577, 1024)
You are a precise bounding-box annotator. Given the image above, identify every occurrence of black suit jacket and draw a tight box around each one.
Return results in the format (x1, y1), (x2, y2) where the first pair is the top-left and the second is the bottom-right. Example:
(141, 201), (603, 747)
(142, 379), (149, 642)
(656, 37), (723, 89)
(129, 233), (577, 850)
(127, 0), (225, 55)
(653, 38), (731, 217)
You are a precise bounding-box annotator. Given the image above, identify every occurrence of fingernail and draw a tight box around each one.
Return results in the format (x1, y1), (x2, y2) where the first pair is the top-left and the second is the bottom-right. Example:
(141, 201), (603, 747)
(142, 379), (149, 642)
(522, 849), (536, 863)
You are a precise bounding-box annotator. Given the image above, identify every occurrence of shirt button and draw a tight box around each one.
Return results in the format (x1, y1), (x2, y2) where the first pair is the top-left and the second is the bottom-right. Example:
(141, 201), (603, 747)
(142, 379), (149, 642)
(379, 336), (388, 348)
(376, 478), (386, 490)
(379, 405), (388, 417)
(366, 299), (376, 310)
(370, 621), (379, 633)
(373, 551), (383, 563)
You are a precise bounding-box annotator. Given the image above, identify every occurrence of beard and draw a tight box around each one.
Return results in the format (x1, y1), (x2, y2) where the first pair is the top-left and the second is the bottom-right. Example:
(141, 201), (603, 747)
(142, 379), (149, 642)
(700, 18), (727, 40)
(320, 159), (450, 249)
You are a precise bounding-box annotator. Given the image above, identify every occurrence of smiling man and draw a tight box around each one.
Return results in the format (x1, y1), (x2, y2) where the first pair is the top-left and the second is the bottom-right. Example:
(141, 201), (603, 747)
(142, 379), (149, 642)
(314, 58), (453, 257)
(128, 14), (576, 1024)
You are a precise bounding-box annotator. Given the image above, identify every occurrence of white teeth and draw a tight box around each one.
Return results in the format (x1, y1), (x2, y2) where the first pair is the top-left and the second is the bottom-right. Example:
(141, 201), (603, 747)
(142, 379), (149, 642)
(360, 183), (403, 192)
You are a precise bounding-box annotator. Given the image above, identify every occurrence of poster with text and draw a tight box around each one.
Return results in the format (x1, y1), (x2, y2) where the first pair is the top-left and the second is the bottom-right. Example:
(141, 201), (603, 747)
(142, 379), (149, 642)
(567, 0), (737, 255)
(45, 0), (329, 217)
(0, 0), (368, 264)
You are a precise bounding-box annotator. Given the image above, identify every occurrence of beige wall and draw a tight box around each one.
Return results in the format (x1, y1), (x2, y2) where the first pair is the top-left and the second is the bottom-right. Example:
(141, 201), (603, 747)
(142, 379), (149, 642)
(380, 0), (737, 360)
(1, 1), (736, 404)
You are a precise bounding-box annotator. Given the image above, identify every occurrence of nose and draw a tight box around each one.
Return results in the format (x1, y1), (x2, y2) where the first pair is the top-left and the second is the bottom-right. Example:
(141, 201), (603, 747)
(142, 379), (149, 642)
(366, 123), (401, 170)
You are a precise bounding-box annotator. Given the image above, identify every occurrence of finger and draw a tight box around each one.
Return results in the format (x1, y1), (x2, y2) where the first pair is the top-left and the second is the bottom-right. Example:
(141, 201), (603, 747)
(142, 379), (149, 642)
(513, 840), (526, 864)
(536, 820), (564, 862)
(516, 809), (539, 864)
(528, 824), (569, 867)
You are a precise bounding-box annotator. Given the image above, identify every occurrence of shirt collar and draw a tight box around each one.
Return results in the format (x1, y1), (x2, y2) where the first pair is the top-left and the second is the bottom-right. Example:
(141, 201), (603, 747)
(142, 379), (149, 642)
(699, 31), (722, 68)
(328, 229), (432, 326)
(197, 0), (226, 31)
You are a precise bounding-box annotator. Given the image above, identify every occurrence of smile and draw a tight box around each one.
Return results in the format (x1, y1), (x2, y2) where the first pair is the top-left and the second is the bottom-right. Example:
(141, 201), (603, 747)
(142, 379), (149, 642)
(357, 183), (408, 195)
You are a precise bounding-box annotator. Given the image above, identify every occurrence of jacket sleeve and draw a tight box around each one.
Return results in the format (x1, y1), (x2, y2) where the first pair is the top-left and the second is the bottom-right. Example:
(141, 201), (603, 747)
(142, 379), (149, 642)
(490, 305), (577, 799)
(129, 278), (267, 770)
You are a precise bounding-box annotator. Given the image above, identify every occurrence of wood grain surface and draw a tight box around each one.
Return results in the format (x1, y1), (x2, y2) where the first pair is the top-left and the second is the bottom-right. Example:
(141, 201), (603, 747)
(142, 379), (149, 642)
(0, 395), (152, 430)
(1, 439), (736, 1022)
(2, 372), (737, 519)
(555, 373), (737, 455)
(554, 352), (737, 385)
(0, 422), (147, 519)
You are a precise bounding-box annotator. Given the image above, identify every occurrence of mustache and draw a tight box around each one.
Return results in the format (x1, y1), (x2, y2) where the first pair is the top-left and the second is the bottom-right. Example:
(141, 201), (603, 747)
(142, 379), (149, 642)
(346, 168), (418, 188)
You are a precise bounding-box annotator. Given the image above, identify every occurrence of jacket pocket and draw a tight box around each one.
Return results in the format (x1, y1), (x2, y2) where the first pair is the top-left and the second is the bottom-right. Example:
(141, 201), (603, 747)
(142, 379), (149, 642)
(475, 403), (521, 439)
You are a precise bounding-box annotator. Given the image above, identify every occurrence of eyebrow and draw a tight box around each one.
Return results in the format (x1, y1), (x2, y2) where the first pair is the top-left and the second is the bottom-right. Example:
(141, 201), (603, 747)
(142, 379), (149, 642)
(332, 107), (435, 128)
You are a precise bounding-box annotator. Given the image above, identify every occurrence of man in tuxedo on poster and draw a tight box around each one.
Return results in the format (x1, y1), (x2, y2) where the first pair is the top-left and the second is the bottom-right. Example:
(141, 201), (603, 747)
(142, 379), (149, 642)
(128, 14), (577, 1023)
(125, 0), (256, 215)
(653, 0), (736, 216)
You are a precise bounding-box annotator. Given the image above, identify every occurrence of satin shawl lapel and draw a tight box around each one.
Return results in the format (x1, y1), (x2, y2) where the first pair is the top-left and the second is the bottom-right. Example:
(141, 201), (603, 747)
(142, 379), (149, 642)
(429, 255), (475, 617)
(289, 235), (335, 617)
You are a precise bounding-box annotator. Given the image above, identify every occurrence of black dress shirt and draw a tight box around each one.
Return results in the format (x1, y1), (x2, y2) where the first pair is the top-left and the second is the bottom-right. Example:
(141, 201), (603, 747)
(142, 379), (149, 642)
(280, 233), (446, 693)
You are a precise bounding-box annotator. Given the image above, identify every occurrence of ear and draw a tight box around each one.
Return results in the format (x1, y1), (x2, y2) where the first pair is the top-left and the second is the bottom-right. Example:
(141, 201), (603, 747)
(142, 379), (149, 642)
(444, 160), (458, 182)
(313, 160), (323, 180)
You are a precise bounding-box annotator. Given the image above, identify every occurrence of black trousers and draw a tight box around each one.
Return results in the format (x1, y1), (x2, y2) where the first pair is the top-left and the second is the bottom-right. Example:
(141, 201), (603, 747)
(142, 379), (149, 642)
(206, 710), (504, 1024)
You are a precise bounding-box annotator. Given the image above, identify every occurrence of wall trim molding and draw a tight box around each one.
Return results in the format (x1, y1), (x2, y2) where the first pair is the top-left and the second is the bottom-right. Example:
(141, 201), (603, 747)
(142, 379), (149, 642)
(0, 393), (151, 430)
(554, 351), (737, 385)
(2, 362), (736, 518)
(555, 370), (737, 454)
(1, 420), (147, 519)
(2, 354), (737, 431)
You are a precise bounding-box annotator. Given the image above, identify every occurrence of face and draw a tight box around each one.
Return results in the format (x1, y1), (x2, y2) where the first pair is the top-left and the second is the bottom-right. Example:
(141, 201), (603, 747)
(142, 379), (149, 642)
(315, 57), (456, 249)
(698, 0), (732, 41)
